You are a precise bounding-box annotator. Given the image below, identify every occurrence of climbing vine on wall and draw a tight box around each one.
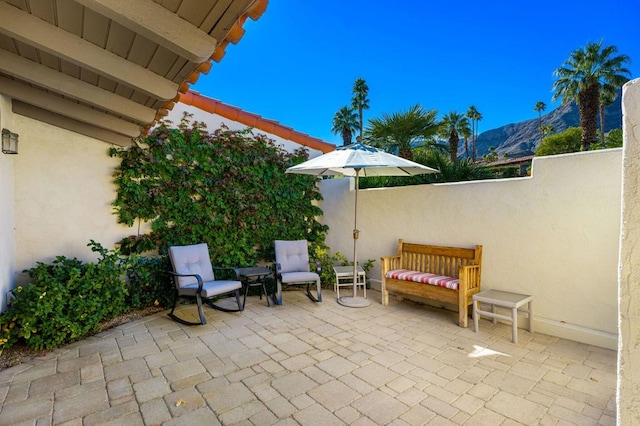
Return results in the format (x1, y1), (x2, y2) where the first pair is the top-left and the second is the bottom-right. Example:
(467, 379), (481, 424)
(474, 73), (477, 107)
(109, 116), (327, 266)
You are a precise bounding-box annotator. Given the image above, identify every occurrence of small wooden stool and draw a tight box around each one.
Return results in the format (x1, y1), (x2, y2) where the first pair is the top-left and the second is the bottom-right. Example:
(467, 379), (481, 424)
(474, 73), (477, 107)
(473, 289), (534, 344)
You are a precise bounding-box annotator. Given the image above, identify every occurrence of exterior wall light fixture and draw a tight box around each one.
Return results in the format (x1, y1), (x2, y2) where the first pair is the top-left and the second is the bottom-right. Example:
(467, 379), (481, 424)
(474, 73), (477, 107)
(1, 129), (18, 154)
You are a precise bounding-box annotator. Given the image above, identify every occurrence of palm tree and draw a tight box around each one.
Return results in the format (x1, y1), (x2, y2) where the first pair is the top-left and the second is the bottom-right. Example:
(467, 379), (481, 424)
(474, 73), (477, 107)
(351, 78), (370, 140)
(466, 106), (482, 161)
(440, 112), (469, 162)
(552, 41), (630, 150)
(534, 101), (546, 139)
(365, 104), (440, 160)
(331, 106), (358, 146)
(598, 85), (618, 146)
(459, 118), (472, 159)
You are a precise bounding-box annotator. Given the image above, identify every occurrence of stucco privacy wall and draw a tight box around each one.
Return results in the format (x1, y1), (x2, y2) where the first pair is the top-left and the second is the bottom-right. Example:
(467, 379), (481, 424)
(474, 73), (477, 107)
(0, 95), (16, 311)
(11, 115), (135, 286)
(618, 78), (640, 423)
(320, 148), (622, 349)
(168, 103), (327, 159)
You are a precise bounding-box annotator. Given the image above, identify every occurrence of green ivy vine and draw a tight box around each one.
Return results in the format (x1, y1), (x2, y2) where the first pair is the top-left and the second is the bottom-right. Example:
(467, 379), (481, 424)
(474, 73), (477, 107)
(109, 115), (328, 266)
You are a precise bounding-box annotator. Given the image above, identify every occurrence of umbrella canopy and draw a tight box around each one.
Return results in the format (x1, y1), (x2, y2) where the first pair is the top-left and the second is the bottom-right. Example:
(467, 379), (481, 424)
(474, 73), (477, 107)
(286, 142), (439, 308)
(286, 142), (438, 177)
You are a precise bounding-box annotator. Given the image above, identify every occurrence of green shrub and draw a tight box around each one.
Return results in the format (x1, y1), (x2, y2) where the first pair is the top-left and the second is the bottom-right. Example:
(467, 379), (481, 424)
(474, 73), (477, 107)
(0, 241), (128, 351)
(535, 127), (582, 156)
(313, 247), (375, 287)
(125, 255), (173, 309)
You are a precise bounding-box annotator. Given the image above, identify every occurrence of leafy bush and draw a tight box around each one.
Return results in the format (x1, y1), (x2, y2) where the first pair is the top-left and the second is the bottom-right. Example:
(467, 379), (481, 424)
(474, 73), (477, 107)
(535, 127), (582, 156)
(313, 247), (375, 287)
(125, 255), (173, 309)
(0, 241), (127, 351)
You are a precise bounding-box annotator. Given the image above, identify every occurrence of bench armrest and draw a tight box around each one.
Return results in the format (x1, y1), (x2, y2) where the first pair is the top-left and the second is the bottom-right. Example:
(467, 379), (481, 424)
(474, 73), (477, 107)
(459, 264), (481, 292)
(380, 255), (401, 274)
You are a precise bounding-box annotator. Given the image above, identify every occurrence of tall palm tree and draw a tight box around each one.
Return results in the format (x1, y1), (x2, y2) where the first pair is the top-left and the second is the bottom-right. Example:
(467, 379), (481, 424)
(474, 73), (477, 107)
(331, 106), (358, 146)
(365, 104), (440, 160)
(552, 41), (630, 150)
(598, 85), (618, 146)
(351, 78), (370, 140)
(534, 101), (546, 139)
(466, 106), (482, 161)
(440, 112), (469, 162)
(459, 118), (472, 159)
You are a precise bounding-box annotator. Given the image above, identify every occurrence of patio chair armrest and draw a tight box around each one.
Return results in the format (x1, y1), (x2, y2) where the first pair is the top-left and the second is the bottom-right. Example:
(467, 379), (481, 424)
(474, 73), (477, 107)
(273, 262), (282, 279)
(168, 270), (204, 292)
(213, 266), (240, 281)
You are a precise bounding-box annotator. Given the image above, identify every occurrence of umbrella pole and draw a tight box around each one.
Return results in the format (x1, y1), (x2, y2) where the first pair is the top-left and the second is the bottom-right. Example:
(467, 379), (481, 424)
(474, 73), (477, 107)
(337, 168), (371, 308)
(352, 170), (359, 298)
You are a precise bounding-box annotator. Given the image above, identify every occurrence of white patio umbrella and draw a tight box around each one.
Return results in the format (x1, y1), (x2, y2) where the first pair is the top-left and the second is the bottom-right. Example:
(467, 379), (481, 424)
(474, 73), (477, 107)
(286, 142), (439, 308)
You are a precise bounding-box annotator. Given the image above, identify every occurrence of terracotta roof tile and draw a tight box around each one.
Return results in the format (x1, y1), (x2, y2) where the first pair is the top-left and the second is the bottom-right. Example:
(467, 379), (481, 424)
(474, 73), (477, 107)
(180, 91), (336, 154)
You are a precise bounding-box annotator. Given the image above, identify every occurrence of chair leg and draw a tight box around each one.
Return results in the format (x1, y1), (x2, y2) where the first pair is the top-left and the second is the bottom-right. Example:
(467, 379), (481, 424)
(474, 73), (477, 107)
(305, 281), (322, 303)
(196, 294), (207, 325)
(167, 290), (208, 326)
(204, 290), (243, 313)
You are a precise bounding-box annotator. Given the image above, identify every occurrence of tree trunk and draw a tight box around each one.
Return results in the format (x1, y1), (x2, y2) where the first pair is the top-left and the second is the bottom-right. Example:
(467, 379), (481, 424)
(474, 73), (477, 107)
(472, 122), (477, 161)
(341, 129), (352, 146)
(599, 103), (606, 146)
(578, 83), (599, 151)
(449, 130), (459, 163)
(464, 137), (469, 158)
(398, 147), (413, 161)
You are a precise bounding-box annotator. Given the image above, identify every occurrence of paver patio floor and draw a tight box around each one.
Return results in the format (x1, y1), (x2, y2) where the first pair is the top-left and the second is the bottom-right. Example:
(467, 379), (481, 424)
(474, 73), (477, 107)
(0, 289), (617, 425)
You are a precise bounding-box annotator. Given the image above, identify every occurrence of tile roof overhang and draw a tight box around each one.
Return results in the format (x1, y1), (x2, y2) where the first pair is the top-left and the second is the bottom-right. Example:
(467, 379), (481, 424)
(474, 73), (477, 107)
(0, 0), (267, 146)
(180, 91), (336, 154)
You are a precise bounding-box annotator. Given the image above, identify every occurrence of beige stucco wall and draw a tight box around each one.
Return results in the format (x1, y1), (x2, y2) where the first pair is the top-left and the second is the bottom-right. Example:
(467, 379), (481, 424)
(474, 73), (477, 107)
(0, 95), (16, 310)
(320, 148), (622, 349)
(11, 115), (135, 286)
(168, 103), (326, 159)
(618, 78), (640, 423)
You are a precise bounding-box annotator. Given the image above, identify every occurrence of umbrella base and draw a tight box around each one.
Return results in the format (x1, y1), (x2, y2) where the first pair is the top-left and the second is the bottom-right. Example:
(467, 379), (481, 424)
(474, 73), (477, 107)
(337, 296), (371, 308)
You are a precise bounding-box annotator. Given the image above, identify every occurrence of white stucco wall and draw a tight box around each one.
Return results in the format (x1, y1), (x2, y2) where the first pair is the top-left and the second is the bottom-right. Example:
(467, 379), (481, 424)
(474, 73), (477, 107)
(320, 148), (622, 349)
(0, 95), (16, 310)
(11, 115), (135, 285)
(168, 103), (326, 159)
(618, 78), (640, 423)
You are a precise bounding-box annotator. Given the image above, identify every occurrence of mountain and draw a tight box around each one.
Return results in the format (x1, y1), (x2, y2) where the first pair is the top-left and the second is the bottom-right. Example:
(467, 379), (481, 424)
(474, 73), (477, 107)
(470, 96), (623, 158)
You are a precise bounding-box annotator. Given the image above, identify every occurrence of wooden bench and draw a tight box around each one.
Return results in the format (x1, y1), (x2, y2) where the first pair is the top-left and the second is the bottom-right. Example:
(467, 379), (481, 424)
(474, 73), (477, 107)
(380, 240), (483, 327)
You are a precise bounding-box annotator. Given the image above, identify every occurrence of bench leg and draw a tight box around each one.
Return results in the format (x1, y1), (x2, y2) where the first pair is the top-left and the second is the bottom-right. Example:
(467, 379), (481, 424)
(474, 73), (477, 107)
(458, 300), (468, 328)
(512, 307), (518, 344)
(473, 300), (479, 332)
(528, 300), (534, 333)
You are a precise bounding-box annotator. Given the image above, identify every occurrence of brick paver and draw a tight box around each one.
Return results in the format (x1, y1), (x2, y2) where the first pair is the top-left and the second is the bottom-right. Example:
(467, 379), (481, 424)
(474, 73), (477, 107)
(0, 289), (617, 424)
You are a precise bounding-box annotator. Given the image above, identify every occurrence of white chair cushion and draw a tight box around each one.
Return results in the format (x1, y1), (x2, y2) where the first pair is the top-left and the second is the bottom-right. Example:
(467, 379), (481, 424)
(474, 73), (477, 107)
(178, 280), (242, 297)
(281, 271), (319, 284)
(169, 243), (216, 288)
(275, 240), (310, 273)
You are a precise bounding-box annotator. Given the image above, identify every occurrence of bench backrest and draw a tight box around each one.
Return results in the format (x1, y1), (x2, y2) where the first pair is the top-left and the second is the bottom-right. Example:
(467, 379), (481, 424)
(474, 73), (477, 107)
(397, 239), (482, 278)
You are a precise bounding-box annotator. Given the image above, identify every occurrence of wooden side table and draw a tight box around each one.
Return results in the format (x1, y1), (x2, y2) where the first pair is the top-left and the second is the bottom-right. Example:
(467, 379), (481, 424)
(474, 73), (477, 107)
(473, 289), (534, 344)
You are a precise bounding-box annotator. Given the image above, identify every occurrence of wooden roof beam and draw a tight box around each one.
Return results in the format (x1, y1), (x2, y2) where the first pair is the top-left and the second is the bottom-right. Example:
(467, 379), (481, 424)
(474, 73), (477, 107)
(0, 50), (156, 124)
(0, 1), (178, 101)
(0, 76), (141, 137)
(74, 0), (217, 63)
(13, 101), (133, 147)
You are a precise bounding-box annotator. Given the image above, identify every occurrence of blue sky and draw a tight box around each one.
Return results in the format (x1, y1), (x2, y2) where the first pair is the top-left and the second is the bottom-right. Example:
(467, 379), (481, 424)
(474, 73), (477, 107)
(193, 0), (638, 146)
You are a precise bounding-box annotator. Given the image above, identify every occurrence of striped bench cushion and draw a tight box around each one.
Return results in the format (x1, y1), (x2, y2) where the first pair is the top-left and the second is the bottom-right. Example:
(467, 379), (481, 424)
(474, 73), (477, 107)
(385, 269), (459, 291)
